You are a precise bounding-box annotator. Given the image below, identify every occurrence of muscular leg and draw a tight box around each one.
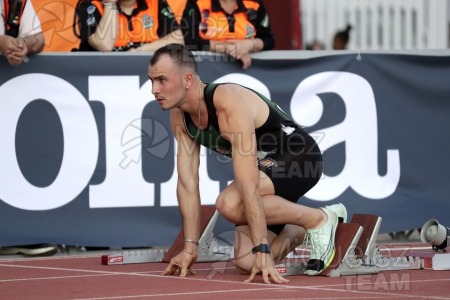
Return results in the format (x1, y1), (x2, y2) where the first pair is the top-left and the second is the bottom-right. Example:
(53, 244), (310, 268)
(215, 171), (327, 230)
(234, 224), (306, 274)
(217, 171), (335, 275)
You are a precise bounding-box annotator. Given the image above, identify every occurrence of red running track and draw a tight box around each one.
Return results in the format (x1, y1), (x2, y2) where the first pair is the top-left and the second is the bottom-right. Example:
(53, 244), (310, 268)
(1, 244), (450, 300)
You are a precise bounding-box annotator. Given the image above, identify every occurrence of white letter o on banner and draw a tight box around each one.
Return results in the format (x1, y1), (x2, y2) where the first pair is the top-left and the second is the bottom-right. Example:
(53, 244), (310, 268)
(0, 74), (98, 210)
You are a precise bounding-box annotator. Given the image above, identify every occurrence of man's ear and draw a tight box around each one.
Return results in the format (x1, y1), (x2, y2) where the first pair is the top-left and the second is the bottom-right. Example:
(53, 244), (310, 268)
(184, 73), (195, 90)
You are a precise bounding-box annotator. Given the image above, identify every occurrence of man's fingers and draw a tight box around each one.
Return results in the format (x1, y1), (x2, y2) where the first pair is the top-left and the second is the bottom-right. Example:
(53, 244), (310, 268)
(161, 263), (178, 275)
(269, 269), (289, 284)
(262, 270), (272, 284)
(162, 252), (197, 278)
(178, 265), (197, 277)
(244, 270), (257, 283)
(161, 266), (173, 275)
(162, 264), (195, 277)
(243, 267), (290, 284)
(179, 266), (189, 277)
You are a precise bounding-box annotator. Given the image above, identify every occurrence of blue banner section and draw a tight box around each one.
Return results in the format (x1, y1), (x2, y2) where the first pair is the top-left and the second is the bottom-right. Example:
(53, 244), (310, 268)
(1, 52), (450, 247)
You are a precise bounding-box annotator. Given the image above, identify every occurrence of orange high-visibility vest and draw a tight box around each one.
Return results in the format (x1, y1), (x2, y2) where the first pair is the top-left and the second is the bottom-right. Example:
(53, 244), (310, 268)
(91, 0), (160, 48)
(196, 0), (259, 41)
(32, 0), (80, 51)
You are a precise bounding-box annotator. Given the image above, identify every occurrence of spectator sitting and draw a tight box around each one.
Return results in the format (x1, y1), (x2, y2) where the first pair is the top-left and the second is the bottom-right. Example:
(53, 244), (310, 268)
(200, 0), (275, 69)
(73, 0), (183, 52)
(167, 0), (275, 70)
(0, 0), (45, 65)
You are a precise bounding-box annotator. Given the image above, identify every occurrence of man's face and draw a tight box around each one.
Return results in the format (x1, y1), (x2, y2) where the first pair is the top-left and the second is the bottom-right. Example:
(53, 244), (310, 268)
(148, 55), (186, 110)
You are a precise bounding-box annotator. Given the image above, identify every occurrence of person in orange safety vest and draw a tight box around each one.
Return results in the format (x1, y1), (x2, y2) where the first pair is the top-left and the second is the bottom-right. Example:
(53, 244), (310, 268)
(200, 0), (274, 69)
(73, 0), (183, 51)
(166, 0), (275, 70)
(1, 0), (44, 64)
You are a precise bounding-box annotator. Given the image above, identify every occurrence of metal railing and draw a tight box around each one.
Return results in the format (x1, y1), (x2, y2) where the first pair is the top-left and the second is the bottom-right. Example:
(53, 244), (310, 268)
(301, 0), (450, 50)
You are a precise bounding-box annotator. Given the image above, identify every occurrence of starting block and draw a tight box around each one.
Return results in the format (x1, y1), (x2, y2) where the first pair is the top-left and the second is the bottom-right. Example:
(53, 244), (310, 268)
(102, 206), (425, 278)
(278, 213), (421, 277)
(101, 206), (233, 265)
(324, 214), (420, 277)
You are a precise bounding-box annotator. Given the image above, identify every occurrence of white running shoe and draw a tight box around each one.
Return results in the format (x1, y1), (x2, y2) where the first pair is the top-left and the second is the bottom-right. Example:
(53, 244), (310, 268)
(304, 207), (339, 276)
(325, 203), (348, 223)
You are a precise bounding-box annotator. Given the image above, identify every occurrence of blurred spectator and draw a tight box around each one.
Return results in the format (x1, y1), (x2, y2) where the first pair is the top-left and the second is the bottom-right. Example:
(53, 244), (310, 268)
(332, 24), (351, 50)
(0, 0), (44, 65)
(32, 0), (80, 51)
(183, 0), (275, 70)
(73, 0), (183, 52)
(0, 244), (58, 257)
(165, 0), (200, 49)
(305, 40), (325, 50)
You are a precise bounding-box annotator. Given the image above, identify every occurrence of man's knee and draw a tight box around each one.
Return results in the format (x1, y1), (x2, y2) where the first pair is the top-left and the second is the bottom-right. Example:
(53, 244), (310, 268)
(215, 194), (243, 224)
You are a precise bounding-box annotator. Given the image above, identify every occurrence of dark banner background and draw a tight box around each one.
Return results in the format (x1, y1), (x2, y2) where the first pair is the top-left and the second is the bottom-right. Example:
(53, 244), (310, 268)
(1, 53), (449, 247)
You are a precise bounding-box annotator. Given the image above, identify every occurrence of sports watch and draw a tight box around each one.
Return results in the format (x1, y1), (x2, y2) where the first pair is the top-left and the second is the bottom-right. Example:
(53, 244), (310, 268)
(251, 244), (271, 254)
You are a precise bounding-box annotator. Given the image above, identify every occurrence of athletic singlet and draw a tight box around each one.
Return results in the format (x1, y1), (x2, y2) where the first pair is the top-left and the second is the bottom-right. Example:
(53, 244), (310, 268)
(184, 83), (323, 235)
(182, 83), (298, 158)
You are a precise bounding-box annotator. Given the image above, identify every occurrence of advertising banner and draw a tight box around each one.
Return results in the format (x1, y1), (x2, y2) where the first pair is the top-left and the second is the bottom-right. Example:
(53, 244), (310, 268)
(1, 52), (449, 246)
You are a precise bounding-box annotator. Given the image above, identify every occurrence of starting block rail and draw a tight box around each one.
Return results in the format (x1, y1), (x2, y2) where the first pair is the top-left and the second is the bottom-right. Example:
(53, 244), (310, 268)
(404, 247), (450, 270)
(101, 248), (168, 265)
(101, 206), (233, 265)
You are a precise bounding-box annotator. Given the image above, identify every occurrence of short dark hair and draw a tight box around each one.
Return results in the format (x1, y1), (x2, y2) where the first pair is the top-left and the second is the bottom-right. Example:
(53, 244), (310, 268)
(150, 43), (197, 73)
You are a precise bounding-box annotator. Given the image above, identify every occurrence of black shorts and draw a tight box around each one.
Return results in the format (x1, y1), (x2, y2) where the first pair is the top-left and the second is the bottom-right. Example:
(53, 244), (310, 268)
(258, 127), (323, 235)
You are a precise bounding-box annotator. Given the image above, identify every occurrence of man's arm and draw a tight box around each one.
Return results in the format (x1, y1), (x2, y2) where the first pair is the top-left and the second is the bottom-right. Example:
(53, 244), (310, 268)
(171, 108), (201, 248)
(162, 108), (201, 277)
(216, 85), (288, 284)
(216, 86), (267, 247)
(134, 30), (184, 52)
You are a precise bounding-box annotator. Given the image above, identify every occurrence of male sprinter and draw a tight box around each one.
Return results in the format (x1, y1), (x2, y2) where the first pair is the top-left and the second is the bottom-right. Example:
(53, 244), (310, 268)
(148, 44), (346, 283)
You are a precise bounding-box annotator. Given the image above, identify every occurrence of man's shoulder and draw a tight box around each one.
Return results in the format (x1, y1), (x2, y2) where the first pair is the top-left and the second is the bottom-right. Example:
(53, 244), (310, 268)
(212, 83), (254, 112)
